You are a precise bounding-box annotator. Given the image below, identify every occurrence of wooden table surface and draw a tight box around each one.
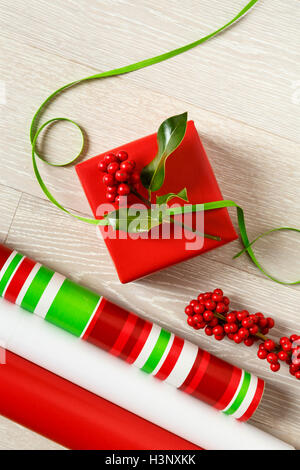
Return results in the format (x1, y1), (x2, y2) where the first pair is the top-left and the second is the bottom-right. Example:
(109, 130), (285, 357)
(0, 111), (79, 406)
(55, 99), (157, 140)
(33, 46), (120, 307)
(0, 0), (299, 450)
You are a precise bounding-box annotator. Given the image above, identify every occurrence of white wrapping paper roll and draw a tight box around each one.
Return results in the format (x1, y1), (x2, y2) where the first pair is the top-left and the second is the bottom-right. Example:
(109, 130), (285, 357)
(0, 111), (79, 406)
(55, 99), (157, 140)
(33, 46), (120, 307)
(0, 298), (293, 450)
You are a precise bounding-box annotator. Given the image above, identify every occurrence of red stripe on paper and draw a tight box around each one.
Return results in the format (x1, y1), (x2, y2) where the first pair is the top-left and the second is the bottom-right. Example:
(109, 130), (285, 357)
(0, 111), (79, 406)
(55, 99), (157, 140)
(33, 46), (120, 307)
(85, 299), (130, 352)
(179, 349), (204, 393)
(237, 378), (265, 422)
(155, 336), (184, 381)
(213, 366), (242, 411)
(183, 351), (211, 395)
(126, 320), (152, 365)
(119, 317), (146, 362)
(190, 355), (235, 406)
(0, 245), (13, 271)
(4, 257), (36, 303)
(82, 297), (106, 341)
(110, 312), (138, 357)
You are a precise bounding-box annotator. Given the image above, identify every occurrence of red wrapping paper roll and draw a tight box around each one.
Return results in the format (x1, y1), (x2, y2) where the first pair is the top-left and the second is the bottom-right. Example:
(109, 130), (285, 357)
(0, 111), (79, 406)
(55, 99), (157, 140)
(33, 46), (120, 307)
(0, 244), (264, 421)
(0, 351), (200, 450)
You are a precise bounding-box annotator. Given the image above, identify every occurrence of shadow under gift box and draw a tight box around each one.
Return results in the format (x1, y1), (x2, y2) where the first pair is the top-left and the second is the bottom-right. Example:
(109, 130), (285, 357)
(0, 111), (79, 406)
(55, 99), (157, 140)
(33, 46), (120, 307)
(76, 121), (238, 283)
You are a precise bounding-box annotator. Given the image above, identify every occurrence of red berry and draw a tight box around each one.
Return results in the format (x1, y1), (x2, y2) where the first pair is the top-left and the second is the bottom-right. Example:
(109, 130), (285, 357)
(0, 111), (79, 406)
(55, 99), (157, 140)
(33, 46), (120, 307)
(267, 353), (278, 364)
(105, 193), (116, 202)
(266, 318), (275, 329)
(270, 363), (280, 372)
(103, 174), (116, 186)
(290, 334), (299, 343)
(185, 306), (194, 316)
(258, 349), (268, 359)
(205, 326), (213, 336)
(295, 371), (300, 380)
(228, 333), (235, 341)
(203, 310), (213, 322)
(203, 292), (212, 301)
(242, 317), (254, 329)
(107, 162), (120, 174)
(117, 184), (130, 196)
(215, 334), (225, 341)
(244, 337), (255, 347)
(255, 312), (264, 318)
(213, 289), (223, 296)
(193, 323), (203, 330)
(194, 303), (205, 315)
(190, 300), (198, 308)
(213, 325), (224, 336)
(228, 323), (238, 333)
(115, 170), (129, 183)
(234, 334), (243, 344)
(258, 318), (268, 329)
(106, 185), (118, 194)
(223, 296), (230, 306)
(98, 160), (108, 172)
(249, 325), (259, 335)
(120, 161), (135, 173)
(280, 337), (289, 345)
(264, 340), (276, 351)
(238, 328), (249, 339)
(209, 318), (218, 328)
(212, 294), (222, 302)
(193, 314), (203, 324)
(260, 327), (269, 335)
(226, 313), (237, 324)
(237, 310), (248, 322)
(187, 316), (195, 327)
(197, 294), (205, 304)
(104, 153), (118, 164)
(278, 351), (288, 361)
(205, 300), (216, 311)
(282, 341), (292, 352)
(117, 150), (128, 162)
(115, 195), (122, 205)
(224, 324), (231, 334)
(216, 302), (226, 314)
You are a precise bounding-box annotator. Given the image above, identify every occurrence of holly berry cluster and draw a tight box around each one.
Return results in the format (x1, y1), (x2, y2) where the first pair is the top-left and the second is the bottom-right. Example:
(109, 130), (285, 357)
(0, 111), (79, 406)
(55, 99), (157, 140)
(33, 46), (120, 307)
(185, 289), (300, 379)
(98, 151), (140, 204)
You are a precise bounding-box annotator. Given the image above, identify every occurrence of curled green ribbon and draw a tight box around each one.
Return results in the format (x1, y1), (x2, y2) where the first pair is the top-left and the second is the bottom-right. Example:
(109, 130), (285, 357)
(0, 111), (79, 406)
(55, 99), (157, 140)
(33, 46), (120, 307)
(30, 0), (299, 285)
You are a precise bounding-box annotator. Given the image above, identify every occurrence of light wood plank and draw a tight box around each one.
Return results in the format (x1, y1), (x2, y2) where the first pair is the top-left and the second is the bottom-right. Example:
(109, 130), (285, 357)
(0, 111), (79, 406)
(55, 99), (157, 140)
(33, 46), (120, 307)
(0, 0), (299, 141)
(0, 416), (63, 450)
(0, 185), (21, 243)
(5, 193), (300, 449)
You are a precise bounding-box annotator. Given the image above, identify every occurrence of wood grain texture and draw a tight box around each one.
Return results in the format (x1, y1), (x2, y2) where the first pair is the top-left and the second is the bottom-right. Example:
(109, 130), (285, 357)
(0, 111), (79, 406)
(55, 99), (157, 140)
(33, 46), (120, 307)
(0, 0), (299, 141)
(0, 0), (299, 450)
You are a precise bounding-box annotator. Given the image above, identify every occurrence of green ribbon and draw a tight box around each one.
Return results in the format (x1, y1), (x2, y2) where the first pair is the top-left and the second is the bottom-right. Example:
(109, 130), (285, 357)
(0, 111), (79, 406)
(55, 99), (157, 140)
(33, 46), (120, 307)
(30, 0), (299, 285)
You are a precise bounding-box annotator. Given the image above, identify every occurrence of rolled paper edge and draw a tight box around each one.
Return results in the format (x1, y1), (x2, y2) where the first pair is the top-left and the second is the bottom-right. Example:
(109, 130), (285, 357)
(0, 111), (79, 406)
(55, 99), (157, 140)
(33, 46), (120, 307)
(0, 243), (265, 422)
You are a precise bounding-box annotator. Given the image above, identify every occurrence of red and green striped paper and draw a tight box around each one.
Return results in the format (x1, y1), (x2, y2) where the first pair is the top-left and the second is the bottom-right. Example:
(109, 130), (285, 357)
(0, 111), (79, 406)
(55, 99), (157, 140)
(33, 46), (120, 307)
(0, 244), (264, 421)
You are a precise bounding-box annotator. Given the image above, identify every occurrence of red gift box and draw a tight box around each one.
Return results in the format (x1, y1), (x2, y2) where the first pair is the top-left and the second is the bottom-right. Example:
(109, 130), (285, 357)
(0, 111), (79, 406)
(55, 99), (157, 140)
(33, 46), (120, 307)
(76, 121), (237, 283)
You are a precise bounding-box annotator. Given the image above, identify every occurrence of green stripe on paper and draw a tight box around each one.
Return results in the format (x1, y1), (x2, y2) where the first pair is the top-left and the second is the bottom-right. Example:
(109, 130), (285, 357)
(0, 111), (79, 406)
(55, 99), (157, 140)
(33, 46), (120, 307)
(21, 266), (54, 313)
(0, 253), (23, 296)
(45, 279), (100, 337)
(141, 329), (171, 374)
(223, 371), (251, 416)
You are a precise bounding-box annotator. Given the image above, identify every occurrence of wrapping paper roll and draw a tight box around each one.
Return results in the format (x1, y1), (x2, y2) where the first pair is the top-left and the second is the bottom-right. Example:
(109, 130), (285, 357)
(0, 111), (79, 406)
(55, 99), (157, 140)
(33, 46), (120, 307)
(0, 351), (200, 450)
(0, 244), (264, 421)
(0, 298), (293, 450)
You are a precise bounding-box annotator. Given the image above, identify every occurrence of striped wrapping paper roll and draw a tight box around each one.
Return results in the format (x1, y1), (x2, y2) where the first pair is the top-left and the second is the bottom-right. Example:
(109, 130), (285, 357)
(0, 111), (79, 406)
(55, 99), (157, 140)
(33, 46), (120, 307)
(0, 244), (264, 421)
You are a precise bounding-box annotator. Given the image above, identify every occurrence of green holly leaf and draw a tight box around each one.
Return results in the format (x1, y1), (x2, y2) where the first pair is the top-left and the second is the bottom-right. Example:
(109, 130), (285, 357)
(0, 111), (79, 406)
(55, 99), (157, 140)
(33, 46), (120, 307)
(140, 112), (188, 193)
(156, 188), (188, 205)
